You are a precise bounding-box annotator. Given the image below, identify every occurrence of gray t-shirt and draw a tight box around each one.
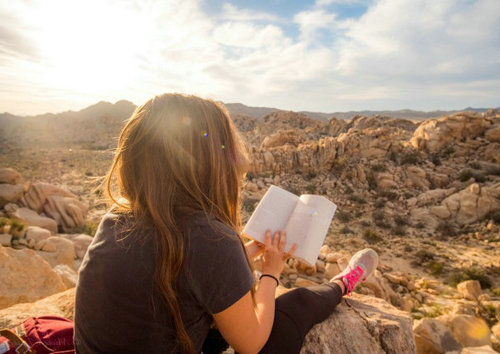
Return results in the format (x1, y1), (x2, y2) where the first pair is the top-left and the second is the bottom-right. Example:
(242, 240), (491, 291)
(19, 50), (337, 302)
(74, 212), (254, 353)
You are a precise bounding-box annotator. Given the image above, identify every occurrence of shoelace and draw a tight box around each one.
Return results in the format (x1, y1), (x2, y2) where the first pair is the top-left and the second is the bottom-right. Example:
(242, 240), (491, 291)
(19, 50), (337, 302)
(343, 265), (364, 295)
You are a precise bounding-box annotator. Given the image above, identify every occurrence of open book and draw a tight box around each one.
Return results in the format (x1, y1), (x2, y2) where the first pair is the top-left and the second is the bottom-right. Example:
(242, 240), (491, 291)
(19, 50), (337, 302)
(242, 185), (337, 265)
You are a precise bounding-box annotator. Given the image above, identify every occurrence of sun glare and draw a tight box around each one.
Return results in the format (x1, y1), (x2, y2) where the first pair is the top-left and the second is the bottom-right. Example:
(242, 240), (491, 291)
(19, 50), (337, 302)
(29, 0), (153, 94)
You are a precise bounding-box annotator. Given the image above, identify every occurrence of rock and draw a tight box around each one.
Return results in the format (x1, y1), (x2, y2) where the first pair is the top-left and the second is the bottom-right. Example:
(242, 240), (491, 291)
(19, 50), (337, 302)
(413, 318), (462, 354)
(361, 270), (396, 303)
(53, 264), (78, 289)
(22, 183), (88, 232)
(0, 183), (24, 207)
(0, 247), (66, 309)
(325, 252), (342, 263)
(8, 207), (57, 234)
(0, 288), (75, 328)
(447, 315), (491, 347)
(492, 322), (500, 338)
(461, 345), (497, 353)
(410, 208), (440, 230)
(295, 277), (320, 287)
(376, 172), (398, 190)
(0, 168), (24, 185)
(324, 262), (341, 279)
(405, 166), (430, 190)
(261, 130), (305, 148)
(413, 188), (456, 207)
(410, 113), (491, 153)
(300, 294), (417, 353)
(457, 280), (482, 301)
(35, 236), (75, 267)
(440, 182), (500, 226)
(25, 226), (51, 249)
(0, 233), (12, 246)
(71, 234), (93, 259)
(485, 125), (500, 142)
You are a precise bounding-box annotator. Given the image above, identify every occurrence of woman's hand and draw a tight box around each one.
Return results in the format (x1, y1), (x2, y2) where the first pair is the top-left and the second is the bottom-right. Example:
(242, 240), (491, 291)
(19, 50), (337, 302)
(244, 240), (263, 259)
(261, 229), (297, 278)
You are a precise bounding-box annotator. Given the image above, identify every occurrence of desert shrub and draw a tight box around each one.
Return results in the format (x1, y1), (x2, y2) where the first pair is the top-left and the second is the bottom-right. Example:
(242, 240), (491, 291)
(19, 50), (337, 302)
(488, 211), (500, 225)
(447, 267), (492, 288)
(245, 172), (255, 181)
(469, 161), (482, 170)
(339, 226), (354, 234)
(9, 219), (25, 233)
(436, 221), (457, 236)
(393, 225), (406, 236)
(492, 288), (500, 296)
(427, 261), (444, 276)
(459, 169), (486, 183)
(441, 145), (455, 158)
(372, 210), (390, 229)
(85, 171), (93, 176)
(401, 150), (421, 165)
(415, 249), (435, 263)
(430, 154), (441, 166)
(242, 198), (260, 213)
(415, 221), (426, 229)
(360, 220), (371, 227)
(367, 174), (377, 190)
(331, 157), (348, 176)
(305, 184), (316, 194)
(404, 244), (414, 252)
(336, 211), (352, 222)
(348, 194), (366, 204)
(371, 163), (387, 172)
(363, 229), (383, 244)
(374, 198), (386, 208)
(394, 215), (408, 226)
(378, 190), (398, 201)
(344, 185), (354, 194)
(303, 172), (317, 181)
(0, 217), (10, 228)
(424, 303), (446, 318)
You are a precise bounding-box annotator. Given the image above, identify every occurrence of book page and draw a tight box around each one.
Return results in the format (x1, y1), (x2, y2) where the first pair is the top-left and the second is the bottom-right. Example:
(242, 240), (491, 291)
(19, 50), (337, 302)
(297, 195), (337, 264)
(242, 185), (299, 244)
(282, 200), (314, 258)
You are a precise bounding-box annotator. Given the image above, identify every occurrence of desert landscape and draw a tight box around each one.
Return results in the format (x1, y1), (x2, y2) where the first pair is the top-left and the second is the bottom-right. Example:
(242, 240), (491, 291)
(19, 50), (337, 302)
(1, 101), (499, 353)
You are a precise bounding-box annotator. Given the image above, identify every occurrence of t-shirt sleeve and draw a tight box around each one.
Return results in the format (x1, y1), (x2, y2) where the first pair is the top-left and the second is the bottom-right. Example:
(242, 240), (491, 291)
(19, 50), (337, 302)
(186, 219), (255, 314)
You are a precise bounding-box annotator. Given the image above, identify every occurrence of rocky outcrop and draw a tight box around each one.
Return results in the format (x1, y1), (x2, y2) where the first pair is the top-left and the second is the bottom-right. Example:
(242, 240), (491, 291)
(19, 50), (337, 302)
(0, 288), (75, 328)
(0, 168), (24, 185)
(6, 204), (58, 234)
(300, 294), (416, 354)
(410, 113), (493, 153)
(35, 236), (76, 267)
(413, 318), (462, 354)
(0, 184), (24, 207)
(23, 183), (88, 232)
(0, 246), (66, 309)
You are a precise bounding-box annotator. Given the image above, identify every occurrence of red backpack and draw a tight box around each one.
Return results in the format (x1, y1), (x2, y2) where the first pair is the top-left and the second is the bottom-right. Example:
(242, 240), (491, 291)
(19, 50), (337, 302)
(0, 316), (75, 354)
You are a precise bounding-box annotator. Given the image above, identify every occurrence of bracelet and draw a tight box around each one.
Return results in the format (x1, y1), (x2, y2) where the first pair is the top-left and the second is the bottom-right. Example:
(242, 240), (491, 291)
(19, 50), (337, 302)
(259, 274), (279, 287)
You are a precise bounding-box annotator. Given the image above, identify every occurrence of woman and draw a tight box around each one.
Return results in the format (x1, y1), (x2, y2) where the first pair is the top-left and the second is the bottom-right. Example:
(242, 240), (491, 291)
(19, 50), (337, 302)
(74, 93), (378, 353)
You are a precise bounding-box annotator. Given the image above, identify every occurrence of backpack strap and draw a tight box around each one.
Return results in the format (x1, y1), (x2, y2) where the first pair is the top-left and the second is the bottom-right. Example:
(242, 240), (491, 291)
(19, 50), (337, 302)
(0, 329), (33, 354)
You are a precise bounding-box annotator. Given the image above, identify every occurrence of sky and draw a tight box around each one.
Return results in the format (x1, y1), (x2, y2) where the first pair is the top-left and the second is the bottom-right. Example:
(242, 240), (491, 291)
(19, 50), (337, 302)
(0, 0), (499, 115)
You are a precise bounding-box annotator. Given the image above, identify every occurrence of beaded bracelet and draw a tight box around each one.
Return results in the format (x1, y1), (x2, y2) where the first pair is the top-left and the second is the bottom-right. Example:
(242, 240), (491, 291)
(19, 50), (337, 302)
(259, 274), (279, 287)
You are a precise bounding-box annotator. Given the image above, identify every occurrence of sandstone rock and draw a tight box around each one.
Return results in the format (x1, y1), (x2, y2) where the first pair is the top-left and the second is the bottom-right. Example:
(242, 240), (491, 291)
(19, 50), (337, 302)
(446, 315), (491, 347)
(0, 168), (23, 185)
(440, 182), (500, 225)
(295, 277), (320, 287)
(410, 113), (491, 153)
(300, 294), (417, 353)
(53, 264), (78, 289)
(324, 262), (341, 279)
(25, 226), (51, 249)
(413, 318), (462, 354)
(461, 345), (497, 353)
(405, 166), (430, 190)
(0, 183), (24, 207)
(35, 236), (75, 267)
(414, 188), (456, 207)
(430, 205), (451, 219)
(362, 270), (396, 302)
(410, 208), (440, 230)
(8, 207), (57, 234)
(71, 234), (93, 259)
(22, 183), (88, 232)
(376, 172), (398, 190)
(0, 288), (75, 328)
(485, 125), (500, 142)
(457, 280), (482, 301)
(261, 129), (305, 148)
(0, 233), (11, 246)
(0, 247), (65, 309)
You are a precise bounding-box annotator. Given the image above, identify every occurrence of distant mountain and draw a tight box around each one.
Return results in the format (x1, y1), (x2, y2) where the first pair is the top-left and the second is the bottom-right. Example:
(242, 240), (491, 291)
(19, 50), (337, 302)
(225, 103), (499, 121)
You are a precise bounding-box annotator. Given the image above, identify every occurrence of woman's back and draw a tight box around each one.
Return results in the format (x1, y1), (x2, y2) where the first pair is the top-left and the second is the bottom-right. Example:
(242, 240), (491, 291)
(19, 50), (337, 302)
(74, 212), (254, 353)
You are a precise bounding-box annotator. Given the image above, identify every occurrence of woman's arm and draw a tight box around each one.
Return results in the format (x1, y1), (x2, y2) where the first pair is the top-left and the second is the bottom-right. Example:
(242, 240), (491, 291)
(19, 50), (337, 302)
(244, 239), (263, 259)
(213, 231), (297, 353)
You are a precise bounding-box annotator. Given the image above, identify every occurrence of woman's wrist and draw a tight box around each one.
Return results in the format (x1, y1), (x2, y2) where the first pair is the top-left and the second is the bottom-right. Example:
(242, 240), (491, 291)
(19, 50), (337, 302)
(259, 273), (279, 287)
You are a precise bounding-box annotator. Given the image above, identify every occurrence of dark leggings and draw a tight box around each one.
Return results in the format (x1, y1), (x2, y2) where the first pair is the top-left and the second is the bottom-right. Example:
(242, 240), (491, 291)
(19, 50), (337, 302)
(202, 282), (343, 354)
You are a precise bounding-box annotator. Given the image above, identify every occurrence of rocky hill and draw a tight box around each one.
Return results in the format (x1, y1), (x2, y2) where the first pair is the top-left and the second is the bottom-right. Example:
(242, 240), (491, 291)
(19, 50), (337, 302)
(1, 104), (500, 353)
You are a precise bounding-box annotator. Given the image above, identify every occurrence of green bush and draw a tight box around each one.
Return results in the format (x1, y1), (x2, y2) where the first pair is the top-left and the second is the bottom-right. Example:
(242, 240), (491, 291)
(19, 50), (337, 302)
(427, 261), (444, 276)
(9, 219), (25, 233)
(415, 249), (435, 263)
(336, 211), (352, 222)
(339, 226), (354, 234)
(401, 150), (421, 165)
(0, 217), (11, 228)
(372, 210), (390, 229)
(436, 221), (457, 236)
(371, 163), (387, 172)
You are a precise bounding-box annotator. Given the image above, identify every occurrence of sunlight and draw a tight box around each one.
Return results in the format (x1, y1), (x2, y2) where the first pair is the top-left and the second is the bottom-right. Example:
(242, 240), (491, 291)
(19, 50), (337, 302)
(29, 0), (153, 93)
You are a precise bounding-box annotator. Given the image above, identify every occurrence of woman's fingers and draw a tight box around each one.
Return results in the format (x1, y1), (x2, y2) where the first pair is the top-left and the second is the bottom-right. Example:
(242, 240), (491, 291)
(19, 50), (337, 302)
(272, 231), (280, 248)
(264, 229), (272, 248)
(278, 231), (286, 251)
(284, 243), (298, 259)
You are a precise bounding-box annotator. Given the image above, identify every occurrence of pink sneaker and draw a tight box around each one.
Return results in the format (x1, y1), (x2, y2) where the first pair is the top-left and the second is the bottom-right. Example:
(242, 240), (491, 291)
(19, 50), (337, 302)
(330, 248), (379, 295)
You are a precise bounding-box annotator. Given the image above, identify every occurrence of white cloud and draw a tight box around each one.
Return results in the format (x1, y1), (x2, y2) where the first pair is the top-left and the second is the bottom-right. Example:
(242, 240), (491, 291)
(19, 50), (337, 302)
(293, 9), (337, 42)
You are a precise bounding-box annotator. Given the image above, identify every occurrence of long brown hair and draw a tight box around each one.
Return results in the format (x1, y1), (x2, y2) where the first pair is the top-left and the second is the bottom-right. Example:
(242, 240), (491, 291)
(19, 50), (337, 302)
(105, 93), (252, 353)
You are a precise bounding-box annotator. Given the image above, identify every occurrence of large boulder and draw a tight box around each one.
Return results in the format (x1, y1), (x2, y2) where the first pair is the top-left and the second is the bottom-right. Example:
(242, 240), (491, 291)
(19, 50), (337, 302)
(0, 288), (75, 328)
(7, 206), (58, 234)
(0, 247), (66, 310)
(23, 183), (88, 232)
(413, 318), (462, 354)
(0, 168), (23, 185)
(410, 113), (491, 153)
(0, 184), (24, 207)
(300, 294), (416, 354)
(438, 183), (500, 225)
(457, 280), (482, 301)
(35, 236), (76, 267)
(25, 226), (51, 249)
(439, 315), (492, 348)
